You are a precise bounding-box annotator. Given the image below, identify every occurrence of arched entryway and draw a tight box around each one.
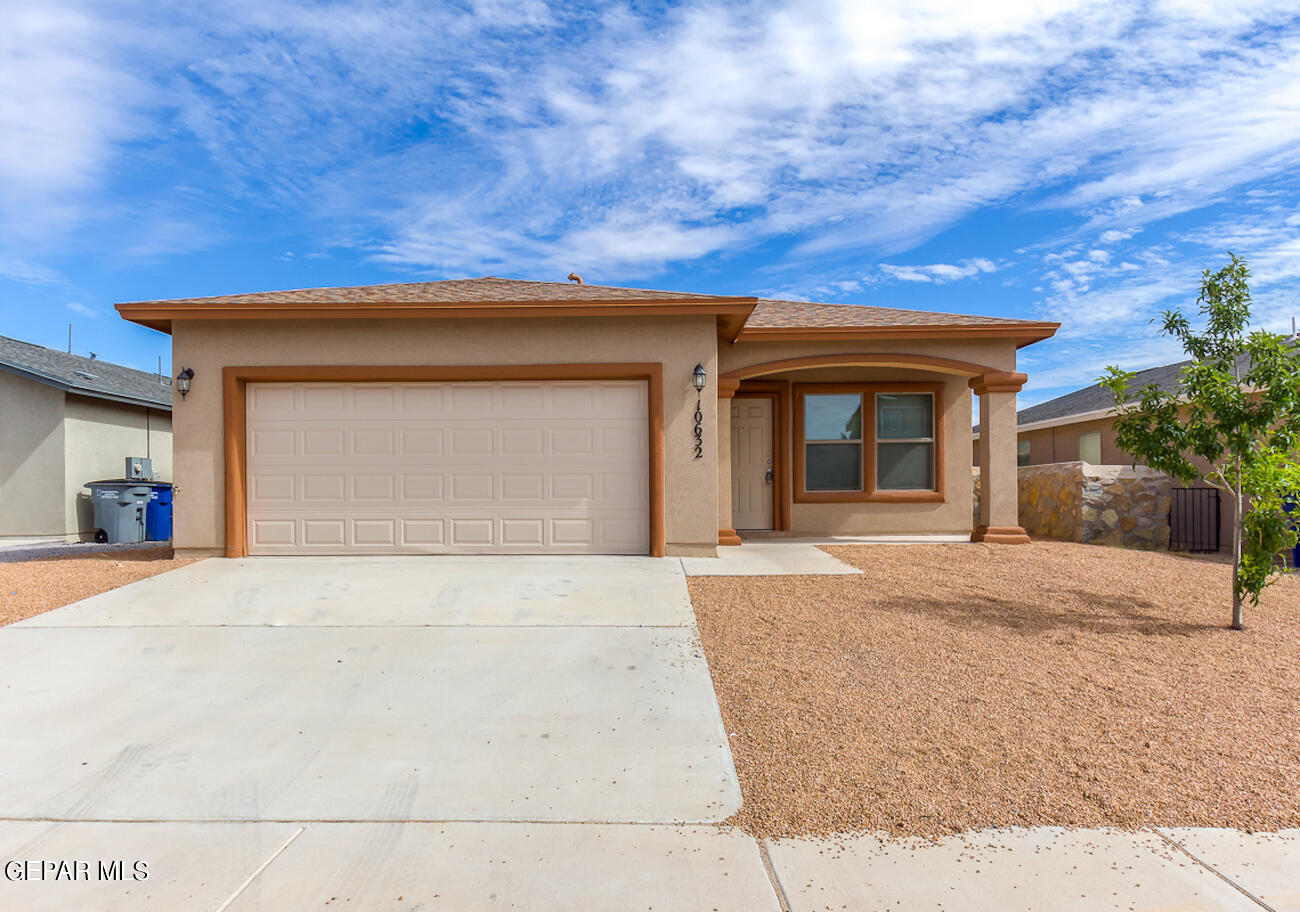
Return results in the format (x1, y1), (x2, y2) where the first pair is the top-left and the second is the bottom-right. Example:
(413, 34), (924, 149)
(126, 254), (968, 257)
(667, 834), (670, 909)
(716, 353), (1028, 546)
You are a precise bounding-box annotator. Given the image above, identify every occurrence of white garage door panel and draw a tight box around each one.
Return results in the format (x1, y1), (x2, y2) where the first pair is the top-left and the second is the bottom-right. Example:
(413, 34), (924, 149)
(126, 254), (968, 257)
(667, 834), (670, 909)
(246, 381), (649, 555)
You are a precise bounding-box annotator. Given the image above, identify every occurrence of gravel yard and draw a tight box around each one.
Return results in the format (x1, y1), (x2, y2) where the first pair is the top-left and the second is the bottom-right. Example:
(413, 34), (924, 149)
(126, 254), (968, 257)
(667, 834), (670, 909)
(688, 541), (1300, 839)
(0, 549), (193, 626)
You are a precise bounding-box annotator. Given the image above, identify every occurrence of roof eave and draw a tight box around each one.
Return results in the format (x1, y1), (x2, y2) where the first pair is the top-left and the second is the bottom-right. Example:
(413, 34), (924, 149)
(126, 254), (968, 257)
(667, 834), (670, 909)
(734, 322), (1060, 344)
(0, 361), (172, 411)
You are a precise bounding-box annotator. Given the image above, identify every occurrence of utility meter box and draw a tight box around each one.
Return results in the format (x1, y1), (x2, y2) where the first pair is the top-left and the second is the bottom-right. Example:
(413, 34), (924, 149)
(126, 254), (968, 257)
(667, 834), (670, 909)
(125, 456), (154, 480)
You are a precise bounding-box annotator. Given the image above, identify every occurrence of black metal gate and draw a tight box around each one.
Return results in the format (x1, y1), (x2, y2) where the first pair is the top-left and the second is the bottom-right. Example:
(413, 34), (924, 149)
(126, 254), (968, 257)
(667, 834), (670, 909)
(1170, 487), (1221, 553)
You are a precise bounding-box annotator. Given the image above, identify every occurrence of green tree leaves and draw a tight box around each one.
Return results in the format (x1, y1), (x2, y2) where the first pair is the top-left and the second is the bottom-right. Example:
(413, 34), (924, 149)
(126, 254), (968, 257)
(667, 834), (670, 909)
(1101, 254), (1300, 629)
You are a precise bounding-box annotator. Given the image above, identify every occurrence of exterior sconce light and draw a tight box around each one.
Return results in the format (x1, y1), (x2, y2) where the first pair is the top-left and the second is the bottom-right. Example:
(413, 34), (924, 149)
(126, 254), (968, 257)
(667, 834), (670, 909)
(691, 363), (706, 459)
(176, 368), (195, 399)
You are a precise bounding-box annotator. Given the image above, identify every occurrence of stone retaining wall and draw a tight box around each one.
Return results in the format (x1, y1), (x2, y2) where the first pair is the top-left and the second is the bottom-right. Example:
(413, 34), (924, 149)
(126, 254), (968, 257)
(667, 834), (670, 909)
(974, 462), (1173, 550)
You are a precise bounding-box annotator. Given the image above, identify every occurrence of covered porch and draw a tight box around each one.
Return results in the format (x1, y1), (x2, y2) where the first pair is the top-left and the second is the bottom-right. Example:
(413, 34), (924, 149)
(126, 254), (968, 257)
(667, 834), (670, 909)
(715, 353), (1028, 546)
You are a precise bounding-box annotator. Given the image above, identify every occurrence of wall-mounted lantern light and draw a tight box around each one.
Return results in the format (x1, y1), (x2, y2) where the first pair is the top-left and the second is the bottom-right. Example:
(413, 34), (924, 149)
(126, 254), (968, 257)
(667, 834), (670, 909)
(176, 368), (195, 399)
(691, 364), (706, 459)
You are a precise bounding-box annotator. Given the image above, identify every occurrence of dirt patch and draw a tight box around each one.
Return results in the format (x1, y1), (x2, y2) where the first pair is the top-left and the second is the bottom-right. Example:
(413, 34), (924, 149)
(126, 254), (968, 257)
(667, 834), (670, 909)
(688, 541), (1300, 839)
(0, 548), (195, 626)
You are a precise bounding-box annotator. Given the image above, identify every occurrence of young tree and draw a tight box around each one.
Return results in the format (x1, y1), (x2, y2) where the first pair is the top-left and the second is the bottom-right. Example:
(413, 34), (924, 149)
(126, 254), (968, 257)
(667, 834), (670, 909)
(1101, 254), (1300, 630)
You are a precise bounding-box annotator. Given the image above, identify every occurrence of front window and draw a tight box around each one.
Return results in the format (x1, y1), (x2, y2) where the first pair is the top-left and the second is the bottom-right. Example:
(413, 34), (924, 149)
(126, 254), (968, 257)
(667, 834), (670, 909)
(875, 393), (934, 490)
(803, 394), (863, 491)
(795, 384), (944, 502)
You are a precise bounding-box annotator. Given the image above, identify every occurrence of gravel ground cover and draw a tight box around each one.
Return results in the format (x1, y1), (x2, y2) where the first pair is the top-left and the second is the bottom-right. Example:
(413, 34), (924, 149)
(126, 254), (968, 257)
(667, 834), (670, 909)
(688, 541), (1300, 839)
(0, 548), (193, 626)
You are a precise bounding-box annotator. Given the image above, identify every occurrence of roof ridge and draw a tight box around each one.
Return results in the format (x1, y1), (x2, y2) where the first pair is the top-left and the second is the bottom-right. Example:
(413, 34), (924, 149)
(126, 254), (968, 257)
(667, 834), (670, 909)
(0, 333), (159, 378)
(0, 334), (171, 409)
(116, 275), (750, 307)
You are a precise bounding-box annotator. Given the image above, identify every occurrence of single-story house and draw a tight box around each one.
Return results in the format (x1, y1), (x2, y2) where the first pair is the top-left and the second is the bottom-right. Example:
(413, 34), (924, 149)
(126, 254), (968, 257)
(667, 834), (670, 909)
(971, 350), (1286, 553)
(0, 335), (173, 542)
(114, 277), (1058, 558)
(992, 355), (1252, 468)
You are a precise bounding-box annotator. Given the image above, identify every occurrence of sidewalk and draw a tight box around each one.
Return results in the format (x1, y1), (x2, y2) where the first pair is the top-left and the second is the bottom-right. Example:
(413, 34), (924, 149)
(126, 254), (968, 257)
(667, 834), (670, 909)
(2, 823), (1294, 910)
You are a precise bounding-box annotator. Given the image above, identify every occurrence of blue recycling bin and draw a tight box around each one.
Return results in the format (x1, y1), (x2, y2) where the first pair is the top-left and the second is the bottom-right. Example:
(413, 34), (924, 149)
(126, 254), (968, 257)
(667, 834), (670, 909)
(145, 483), (173, 542)
(1286, 497), (1299, 569)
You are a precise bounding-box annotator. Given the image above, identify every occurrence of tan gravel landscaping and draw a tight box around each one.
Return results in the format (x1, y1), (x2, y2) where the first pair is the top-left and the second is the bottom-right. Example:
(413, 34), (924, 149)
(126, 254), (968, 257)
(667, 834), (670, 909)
(0, 549), (193, 626)
(688, 541), (1300, 839)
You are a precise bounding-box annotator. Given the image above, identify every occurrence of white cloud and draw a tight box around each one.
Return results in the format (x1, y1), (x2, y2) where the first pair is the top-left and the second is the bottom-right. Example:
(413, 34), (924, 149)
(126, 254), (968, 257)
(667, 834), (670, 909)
(878, 258), (999, 284)
(1099, 228), (1138, 244)
(0, 3), (149, 239)
(4, 0), (1300, 281)
(1022, 190), (1300, 399)
(0, 256), (72, 289)
(65, 301), (98, 318)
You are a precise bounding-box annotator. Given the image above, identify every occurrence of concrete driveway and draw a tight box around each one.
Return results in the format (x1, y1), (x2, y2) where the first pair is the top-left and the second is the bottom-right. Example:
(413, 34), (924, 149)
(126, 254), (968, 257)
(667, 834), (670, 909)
(0, 557), (737, 823)
(3, 557), (1298, 910)
(0, 557), (779, 910)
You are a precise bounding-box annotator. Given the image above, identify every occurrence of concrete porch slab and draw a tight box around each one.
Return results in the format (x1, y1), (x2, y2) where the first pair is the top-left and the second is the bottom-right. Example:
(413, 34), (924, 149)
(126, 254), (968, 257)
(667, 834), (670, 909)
(680, 542), (862, 576)
(765, 828), (1261, 912)
(14, 555), (695, 627)
(1160, 828), (1300, 912)
(228, 822), (782, 911)
(0, 625), (739, 823)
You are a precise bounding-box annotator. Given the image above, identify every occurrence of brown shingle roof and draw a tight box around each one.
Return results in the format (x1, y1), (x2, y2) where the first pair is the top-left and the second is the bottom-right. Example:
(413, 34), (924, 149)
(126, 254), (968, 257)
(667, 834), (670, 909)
(747, 298), (1041, 329)
(122, 276), (739, 307)
(116, 276), (1058, 344)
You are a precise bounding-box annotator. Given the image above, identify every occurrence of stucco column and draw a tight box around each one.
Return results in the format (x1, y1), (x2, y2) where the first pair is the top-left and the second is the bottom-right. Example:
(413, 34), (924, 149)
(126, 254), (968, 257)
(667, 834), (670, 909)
(717, 379), (741, 546)
(971, 373), (1030, 544)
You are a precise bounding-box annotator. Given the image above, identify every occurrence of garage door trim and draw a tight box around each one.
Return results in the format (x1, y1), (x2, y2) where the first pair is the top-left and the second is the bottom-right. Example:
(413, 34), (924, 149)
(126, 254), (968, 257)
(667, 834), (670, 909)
(223, 364), (665, 558)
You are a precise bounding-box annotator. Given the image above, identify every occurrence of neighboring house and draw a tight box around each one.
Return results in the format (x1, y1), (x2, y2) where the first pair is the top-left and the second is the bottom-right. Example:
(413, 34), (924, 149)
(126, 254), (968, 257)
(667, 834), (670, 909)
(971, 351), (1285, 553)
(0, 335), (173, 542)
(1001, 354), (1254, 468)
(114, 277), (1057, 558)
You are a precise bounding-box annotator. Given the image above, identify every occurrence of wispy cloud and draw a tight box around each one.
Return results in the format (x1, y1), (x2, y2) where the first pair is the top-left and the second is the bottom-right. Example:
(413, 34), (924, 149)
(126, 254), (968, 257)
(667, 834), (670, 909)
(65, 300), (99, 318)
(3, 0), (1300, 400)
(0, 4), (150, 240)
(0, 256), (73, 289)
(878, 258), (999, 284)
(9, 0), (1298, 277)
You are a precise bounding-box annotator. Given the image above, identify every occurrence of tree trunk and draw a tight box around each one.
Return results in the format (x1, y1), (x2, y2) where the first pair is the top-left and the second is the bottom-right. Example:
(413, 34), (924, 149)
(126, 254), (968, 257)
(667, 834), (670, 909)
(1232, 489), (1244, 631)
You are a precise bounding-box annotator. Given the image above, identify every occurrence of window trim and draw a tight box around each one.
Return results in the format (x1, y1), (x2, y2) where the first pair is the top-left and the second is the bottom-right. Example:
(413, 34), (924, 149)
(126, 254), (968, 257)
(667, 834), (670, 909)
(793, 382), (946, 504)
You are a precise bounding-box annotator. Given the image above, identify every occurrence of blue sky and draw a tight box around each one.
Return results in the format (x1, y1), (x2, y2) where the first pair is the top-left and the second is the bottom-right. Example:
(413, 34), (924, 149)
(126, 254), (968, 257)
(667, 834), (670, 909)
(3, 0), (1300, 405)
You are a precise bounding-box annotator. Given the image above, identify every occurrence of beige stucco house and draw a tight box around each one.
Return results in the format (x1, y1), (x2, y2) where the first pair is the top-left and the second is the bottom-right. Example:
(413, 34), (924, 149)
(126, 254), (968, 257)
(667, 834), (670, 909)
(114, 277), (1057, 559)
(0, 335), (173, 542)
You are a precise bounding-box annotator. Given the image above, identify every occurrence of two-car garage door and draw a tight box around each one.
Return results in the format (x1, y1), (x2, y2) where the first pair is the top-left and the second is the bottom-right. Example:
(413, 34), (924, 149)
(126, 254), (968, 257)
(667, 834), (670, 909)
(245, 381), (649, 554)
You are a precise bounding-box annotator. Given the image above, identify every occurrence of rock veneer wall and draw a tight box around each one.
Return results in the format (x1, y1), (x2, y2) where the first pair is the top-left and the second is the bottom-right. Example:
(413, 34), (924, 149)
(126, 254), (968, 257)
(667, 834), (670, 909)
(974, 462), (1173, 550)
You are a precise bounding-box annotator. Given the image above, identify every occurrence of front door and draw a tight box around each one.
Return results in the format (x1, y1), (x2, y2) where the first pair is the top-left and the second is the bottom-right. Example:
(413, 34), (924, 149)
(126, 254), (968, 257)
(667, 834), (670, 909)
(731, 397), (774, 530)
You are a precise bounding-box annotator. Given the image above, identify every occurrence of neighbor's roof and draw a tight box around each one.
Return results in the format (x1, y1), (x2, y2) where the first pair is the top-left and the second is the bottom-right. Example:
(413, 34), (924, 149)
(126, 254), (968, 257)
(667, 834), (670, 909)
(0, 335), (171, 410)
(1015, 351), (1257, 429)
(116, 275), (1058, 345)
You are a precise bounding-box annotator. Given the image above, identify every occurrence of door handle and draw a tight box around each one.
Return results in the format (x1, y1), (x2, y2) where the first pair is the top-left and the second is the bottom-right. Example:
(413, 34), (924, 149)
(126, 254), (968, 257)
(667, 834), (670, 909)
(764, 469), (774, 484)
